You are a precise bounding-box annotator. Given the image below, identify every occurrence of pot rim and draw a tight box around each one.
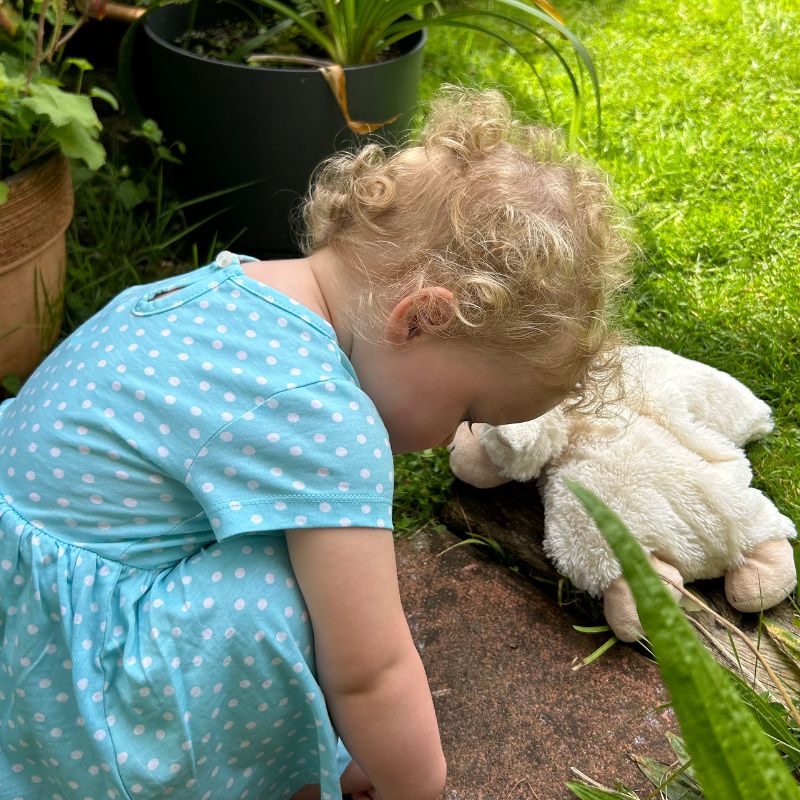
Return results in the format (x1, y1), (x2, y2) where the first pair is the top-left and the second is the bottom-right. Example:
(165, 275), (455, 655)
(0, 151), (64, 187)
(143, 7), (427, 74)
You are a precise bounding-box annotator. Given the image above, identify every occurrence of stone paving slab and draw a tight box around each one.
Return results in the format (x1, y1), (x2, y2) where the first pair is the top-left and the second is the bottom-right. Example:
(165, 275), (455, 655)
(395, 527), (678, 800)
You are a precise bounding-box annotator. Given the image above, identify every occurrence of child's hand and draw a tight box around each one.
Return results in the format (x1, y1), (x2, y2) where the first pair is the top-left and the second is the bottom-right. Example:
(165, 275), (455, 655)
(342, 758), (382, 799)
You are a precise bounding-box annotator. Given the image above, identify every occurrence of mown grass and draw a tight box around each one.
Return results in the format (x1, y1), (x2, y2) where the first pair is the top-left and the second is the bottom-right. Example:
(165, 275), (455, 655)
(395, 0), (800, 529)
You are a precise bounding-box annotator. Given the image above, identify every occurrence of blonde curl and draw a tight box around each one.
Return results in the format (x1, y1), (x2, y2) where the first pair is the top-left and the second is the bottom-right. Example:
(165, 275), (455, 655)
(301, 86), (634, 413)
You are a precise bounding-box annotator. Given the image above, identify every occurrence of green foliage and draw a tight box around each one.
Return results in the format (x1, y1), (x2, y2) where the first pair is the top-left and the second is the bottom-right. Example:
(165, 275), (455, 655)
(566, 481), (800, 800)
(418, 0), (800, 524)
(393, 448), (454, 534)
(568, 785), (638, 800)
(64, 119), (225, 332)
(0, 0), (108, 188)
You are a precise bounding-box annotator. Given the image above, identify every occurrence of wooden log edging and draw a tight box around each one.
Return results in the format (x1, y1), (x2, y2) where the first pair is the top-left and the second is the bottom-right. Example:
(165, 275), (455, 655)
(441, 479), (800, 698)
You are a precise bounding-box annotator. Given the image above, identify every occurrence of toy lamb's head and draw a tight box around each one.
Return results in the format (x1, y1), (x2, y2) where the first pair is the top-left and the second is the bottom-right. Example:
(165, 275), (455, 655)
(447, 345), (798, 642)
(449, 407), (570, 488)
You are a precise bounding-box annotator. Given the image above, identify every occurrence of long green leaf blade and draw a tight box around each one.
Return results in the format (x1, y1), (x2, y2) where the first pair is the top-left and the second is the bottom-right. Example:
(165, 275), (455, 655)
(566, 783), (638, 800)
(566, 480), (800, 800)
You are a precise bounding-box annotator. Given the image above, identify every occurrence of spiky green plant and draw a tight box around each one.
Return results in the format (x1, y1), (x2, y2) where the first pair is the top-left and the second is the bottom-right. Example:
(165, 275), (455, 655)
(566, 481), (800, 800)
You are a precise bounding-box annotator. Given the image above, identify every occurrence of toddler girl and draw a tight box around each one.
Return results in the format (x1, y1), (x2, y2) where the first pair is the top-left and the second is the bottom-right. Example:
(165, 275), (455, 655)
(0, 87), (630, 800)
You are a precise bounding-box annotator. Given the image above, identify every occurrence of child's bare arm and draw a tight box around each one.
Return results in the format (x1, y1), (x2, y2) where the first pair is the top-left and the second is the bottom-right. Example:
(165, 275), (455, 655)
(286, 527), (446, 800)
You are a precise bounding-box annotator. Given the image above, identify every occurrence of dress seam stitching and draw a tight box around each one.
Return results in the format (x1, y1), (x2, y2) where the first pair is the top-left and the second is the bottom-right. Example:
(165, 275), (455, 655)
(181, 378), (358, 488)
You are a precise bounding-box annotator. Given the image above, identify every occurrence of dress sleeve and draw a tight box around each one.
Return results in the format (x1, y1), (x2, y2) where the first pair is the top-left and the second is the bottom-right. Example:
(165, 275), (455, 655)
(184, 379), (394, 540)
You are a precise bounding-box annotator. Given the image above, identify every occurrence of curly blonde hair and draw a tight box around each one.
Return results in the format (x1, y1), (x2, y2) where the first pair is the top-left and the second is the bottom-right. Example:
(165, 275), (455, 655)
(301, 86), (632, 409)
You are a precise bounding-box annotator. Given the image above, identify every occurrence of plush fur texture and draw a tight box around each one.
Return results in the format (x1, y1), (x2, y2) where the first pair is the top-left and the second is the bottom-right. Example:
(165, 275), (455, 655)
(450, 346), (797, 606)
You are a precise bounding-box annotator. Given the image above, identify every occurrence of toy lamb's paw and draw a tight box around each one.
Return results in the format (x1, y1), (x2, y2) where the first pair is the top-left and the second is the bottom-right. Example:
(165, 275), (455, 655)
(724, 538), (797, 612)
(603, 555), (684, 642)
(448, 423), (510, 489)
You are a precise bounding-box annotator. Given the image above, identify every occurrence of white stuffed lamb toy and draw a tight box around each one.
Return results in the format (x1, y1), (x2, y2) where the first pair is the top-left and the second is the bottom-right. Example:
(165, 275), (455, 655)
(448, 346), (797, 641)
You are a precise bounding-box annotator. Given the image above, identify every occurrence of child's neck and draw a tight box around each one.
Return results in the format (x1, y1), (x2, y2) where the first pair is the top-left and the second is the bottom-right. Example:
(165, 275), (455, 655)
(242, 247), (355, 356)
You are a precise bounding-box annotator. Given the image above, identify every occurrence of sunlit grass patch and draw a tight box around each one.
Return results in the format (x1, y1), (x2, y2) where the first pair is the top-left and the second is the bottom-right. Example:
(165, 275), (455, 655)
(396, 0), (799, 529)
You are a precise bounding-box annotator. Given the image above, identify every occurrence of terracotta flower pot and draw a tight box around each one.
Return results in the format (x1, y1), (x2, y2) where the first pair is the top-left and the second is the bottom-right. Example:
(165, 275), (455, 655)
(0, 155), (73, 383)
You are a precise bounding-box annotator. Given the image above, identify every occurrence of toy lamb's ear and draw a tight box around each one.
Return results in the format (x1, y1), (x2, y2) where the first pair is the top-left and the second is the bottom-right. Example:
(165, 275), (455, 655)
(480, 407), (570, 482)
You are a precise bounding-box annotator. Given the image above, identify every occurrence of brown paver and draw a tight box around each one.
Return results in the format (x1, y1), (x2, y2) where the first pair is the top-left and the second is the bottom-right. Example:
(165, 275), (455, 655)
(396, 527), (678, 800)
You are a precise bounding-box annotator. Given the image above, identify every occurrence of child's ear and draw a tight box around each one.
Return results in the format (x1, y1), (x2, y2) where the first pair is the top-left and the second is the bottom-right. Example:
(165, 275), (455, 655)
(384, 287), (455, 344)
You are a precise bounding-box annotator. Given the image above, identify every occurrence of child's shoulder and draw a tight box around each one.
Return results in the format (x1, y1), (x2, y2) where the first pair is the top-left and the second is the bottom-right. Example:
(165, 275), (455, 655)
(81, 252), (335, 353)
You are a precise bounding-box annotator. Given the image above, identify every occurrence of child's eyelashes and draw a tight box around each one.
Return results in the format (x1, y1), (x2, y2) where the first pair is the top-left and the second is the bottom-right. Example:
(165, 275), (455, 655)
(462, 413), (475, 432)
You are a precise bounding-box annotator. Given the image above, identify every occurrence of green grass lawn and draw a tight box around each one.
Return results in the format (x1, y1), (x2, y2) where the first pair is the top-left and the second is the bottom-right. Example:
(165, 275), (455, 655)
(396, 0), (800, 529)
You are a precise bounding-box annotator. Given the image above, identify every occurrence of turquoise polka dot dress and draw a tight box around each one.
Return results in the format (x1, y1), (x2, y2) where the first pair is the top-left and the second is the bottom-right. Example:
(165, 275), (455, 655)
(0, 252), (394, 800)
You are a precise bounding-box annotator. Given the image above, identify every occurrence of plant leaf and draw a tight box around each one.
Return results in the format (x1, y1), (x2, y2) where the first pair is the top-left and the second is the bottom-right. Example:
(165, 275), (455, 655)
(0, 181), (8, 204)
(566, 480), (800, 800)
(631, 754), (701, 799)
(90, 86), (119, 110)
(725, 668), (800, 767)
(21, 82), (100, 129)
(763, 618), (800, 672)
(50, 120), (106, 170)
(571, 635), (617, 670)
(566, 782), (638, 799)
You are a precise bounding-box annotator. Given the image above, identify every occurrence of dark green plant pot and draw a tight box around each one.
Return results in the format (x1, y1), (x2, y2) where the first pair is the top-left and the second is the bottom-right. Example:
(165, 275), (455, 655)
(140, 1), (426, 256)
